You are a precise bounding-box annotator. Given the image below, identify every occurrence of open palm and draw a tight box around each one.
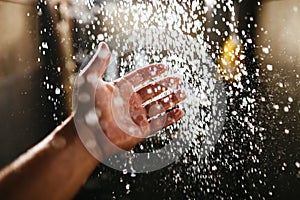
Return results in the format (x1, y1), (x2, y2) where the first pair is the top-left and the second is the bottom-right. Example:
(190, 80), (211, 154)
(74, 42), (186, 159)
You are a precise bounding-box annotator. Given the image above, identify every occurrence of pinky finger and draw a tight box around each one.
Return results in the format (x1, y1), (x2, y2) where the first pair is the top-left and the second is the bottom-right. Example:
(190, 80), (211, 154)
(149, 108), (184, 134)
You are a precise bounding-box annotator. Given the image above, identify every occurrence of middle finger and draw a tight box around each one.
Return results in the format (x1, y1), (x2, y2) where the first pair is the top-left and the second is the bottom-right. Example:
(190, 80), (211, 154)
(136, 76), (182, 102)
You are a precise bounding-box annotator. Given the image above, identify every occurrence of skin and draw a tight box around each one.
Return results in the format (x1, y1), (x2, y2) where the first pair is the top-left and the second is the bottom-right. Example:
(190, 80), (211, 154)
(0, 42), (186, 199)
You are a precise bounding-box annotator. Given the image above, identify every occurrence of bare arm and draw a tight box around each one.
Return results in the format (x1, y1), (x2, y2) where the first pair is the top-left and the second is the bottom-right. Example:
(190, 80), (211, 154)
(0, 116), (98, 199)
(0, 42), (185, 199)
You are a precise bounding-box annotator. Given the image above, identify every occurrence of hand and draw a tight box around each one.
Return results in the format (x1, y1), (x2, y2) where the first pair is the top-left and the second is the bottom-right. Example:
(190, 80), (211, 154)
(73, 42), (186, 159)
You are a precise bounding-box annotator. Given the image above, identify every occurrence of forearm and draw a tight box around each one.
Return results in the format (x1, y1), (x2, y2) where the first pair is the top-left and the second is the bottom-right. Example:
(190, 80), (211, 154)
(0, 115), (99, 200)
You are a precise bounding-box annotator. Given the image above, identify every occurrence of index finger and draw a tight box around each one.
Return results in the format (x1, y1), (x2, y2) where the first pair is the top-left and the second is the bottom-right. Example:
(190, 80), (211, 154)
(118, 63), (168, 88)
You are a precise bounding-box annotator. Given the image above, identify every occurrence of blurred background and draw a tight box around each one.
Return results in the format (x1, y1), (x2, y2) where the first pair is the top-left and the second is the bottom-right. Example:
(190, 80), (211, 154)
(0, 0), (299, 199)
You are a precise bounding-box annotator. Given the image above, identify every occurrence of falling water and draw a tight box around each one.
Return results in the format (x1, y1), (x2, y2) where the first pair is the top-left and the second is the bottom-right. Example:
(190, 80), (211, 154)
(37, 0), (300, 199)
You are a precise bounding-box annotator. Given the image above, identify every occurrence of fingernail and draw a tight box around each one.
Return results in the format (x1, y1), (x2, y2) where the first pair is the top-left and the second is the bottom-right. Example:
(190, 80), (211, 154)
(162, 64), (168, 71)
(99, 42), (108, 50)
(98, 42), (110, 59)
(157, 63), (168, 72)
(175, 109), (184, 118)
(176, 89), (187, 100)
(178, 78), (183, 85)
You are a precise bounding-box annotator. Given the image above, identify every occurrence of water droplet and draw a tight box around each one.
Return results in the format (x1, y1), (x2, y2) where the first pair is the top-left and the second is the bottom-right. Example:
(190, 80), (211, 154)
(55, 88), (61, 95)
(42, 42), (48, 49)
(85, 110), (98, 126)
(97, 34), (104, 41)
(273, 104), (279, 110)
(293, 6), (298, 12)
(262, 47), (269, 54)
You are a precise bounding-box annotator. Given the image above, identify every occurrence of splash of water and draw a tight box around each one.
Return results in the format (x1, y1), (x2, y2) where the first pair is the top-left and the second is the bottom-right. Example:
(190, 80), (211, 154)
(41, 0), (286, 198)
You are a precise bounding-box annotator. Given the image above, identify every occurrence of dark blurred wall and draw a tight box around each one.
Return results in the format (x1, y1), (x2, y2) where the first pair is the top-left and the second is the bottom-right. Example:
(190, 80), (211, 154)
(0, 1), (45, 168)
(0, 1), (63, 168)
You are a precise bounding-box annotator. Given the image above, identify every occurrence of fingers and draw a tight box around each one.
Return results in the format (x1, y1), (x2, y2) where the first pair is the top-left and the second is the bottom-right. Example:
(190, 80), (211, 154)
(129, 93), (149, 128)
(145, 90), (187, 118)
(80, 42), (111, 77)
(118, 63), (168, 88)
(136, 76), (182, 102)
(149, 108), (184, 134)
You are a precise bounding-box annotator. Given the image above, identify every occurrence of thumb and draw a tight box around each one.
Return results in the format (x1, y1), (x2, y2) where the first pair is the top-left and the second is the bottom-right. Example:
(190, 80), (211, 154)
(80, 42), (111, 77)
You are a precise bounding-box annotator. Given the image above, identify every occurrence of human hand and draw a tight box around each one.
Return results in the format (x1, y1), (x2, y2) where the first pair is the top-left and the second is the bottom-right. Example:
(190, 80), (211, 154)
(73, 42), (186, 159)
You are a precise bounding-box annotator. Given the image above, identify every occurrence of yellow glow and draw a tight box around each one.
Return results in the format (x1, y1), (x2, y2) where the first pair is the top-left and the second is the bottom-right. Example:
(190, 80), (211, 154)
(218, 36), (244, 82)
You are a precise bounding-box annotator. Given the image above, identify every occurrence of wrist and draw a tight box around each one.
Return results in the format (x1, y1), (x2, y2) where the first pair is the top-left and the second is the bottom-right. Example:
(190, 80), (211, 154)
(51, 114), (100, 167)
